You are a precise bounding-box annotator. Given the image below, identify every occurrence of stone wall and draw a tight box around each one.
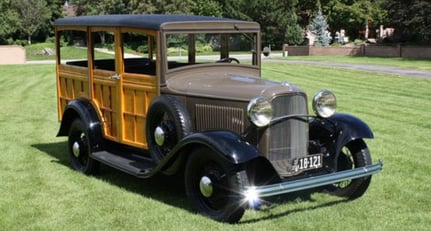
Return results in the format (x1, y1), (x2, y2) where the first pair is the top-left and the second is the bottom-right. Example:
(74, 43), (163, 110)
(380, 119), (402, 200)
(283, 45), (431, 58)
(0, 46), (26, 64)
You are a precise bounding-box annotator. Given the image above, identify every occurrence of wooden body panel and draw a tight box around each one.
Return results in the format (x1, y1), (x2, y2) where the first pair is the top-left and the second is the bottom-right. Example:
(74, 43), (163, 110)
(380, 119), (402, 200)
(56, 25), (159, 150)
(57, 64), (89, 119)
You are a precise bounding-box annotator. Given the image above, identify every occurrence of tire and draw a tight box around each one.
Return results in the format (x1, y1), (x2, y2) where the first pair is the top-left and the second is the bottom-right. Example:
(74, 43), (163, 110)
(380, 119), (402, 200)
(184, 148), (246, 223)
(325, 139), (372, 199)
(146, 95), (191, 164)
(68, 119), (99, 174)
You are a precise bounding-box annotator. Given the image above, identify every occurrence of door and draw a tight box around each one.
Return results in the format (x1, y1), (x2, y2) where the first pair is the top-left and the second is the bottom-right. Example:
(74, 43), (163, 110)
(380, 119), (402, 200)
(119, 29), (158, 149)
(89, 29), (122, 142)
(90, 28), (159, 149)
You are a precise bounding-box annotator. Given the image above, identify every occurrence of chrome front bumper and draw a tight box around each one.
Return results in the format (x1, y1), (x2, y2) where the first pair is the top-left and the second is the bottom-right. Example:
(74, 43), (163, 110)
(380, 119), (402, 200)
(245, 160), (383, 198)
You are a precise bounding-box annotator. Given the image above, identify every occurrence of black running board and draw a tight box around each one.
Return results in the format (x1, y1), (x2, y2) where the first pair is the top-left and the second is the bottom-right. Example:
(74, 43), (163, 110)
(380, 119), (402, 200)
(92, 150), (156, 178)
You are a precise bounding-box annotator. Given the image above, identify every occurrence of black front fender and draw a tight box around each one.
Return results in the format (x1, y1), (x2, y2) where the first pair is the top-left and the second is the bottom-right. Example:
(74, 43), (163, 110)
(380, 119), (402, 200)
(156, 130), (263, 175)
(177, 130), (262, 164)
(310, 113), (373, 155)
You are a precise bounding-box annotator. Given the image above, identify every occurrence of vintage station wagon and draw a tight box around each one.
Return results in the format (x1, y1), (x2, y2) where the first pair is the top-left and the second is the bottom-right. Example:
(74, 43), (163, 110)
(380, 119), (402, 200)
(54, 14), (382, 223)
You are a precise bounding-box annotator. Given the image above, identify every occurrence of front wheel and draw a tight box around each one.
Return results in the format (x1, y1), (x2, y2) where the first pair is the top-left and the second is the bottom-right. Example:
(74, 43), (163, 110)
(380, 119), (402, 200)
(68, 119), (99, 174)
(146, 96), (191, 164)
(184, 148), (246, 223)
(325, 139), (372, 199)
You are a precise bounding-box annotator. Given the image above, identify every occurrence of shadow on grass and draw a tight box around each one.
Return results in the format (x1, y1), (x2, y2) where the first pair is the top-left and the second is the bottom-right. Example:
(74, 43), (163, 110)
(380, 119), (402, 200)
(240, 197), (348, 224)
(32, 141), (190, 210)
(33, 141), (348, 224)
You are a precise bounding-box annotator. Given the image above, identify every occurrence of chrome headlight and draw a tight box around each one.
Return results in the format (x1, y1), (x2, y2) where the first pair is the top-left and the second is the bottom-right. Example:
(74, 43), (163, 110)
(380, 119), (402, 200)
(247, 96), (273, 127)
(312, 90), (336, 118)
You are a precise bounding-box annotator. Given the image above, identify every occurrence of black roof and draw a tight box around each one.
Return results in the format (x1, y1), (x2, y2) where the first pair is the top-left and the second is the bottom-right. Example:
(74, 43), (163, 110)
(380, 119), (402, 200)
(54, 14), (244, 30)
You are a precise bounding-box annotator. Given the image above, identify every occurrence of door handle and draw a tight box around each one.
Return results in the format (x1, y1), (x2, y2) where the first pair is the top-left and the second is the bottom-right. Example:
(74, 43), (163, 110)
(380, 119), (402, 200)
(110, 74), (121, 80)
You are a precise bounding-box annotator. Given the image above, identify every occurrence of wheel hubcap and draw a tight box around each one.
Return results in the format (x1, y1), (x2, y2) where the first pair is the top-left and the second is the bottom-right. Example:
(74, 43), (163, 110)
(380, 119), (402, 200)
(154, 126), (166, 146)
(72, 141), (80, 158)
(199, 176), (213, 198)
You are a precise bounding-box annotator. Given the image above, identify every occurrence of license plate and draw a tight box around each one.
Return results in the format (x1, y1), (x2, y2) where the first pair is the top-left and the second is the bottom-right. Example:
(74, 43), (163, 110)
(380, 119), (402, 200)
(292, 154), (323, 172)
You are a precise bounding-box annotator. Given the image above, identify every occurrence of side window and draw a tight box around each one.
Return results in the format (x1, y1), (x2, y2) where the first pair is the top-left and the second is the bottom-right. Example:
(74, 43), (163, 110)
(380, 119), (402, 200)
(58, 30), (88, 66)
(56, 29), (90, 119)
(122, 32), (157, 75)
(166, 33), (194, 69)
(92, 31), (115, 71)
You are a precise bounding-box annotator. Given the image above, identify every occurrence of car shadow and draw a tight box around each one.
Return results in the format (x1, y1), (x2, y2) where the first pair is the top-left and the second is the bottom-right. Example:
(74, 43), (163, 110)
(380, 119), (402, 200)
(32, 141), (348, 224)
(32, 141), (190, 210)
(240, 196), (348, 224)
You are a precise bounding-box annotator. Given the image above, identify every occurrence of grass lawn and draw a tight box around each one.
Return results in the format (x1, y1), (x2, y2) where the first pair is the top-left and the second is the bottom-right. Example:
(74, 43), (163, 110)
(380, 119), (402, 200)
(0, 62), (430, 230)
(277, 55), (431, 70)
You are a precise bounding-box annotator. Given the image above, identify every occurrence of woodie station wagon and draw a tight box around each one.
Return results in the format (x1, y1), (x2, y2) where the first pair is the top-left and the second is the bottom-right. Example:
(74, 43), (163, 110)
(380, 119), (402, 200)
(54, 14), (382, 223)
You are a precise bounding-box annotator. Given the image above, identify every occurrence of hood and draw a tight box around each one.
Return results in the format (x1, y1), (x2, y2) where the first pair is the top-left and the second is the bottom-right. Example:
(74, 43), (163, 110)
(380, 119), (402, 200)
(166, 70), (303, 101)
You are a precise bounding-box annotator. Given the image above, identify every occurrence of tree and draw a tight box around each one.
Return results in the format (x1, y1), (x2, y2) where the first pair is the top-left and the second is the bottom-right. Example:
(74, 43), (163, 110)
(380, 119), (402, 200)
(384, 0), (431, 44)
(284, 8), (304, 45)
(125, 0), (157, 14)
(0, 0), (20, 44)
(297, 0), (321, 28)
(309, 10), (330, 46)
(125, 0), (195, 14)
(219, 0), (304, 48)
(72, 0), (126, 15)
(35, 0), (64, 42)
(1, 0), (405, 46)
(192, 0), (223, 17)
(14, 0), (51, 44)
(319, 0), (387, 41)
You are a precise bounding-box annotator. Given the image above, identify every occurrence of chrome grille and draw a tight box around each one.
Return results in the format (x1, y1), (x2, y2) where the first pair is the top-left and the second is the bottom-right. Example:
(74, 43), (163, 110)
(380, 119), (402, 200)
(195, 104), (244, 134)
(268, 94), (308, 176)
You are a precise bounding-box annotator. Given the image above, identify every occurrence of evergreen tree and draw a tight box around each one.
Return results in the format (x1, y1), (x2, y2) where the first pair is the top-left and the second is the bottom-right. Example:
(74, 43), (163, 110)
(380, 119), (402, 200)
(309, 10), (330, 46)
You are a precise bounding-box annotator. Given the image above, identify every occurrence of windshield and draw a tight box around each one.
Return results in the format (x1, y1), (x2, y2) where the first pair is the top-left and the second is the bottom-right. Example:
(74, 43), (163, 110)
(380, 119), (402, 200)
(165, 32), (258, 70)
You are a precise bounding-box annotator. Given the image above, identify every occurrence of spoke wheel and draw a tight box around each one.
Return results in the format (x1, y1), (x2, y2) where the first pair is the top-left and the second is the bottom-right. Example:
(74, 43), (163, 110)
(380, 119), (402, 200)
(185, 148), (246, 223)
(325, 139), (372, 199)
(68, 119), (99, 174)
(146, 96), (191, 164)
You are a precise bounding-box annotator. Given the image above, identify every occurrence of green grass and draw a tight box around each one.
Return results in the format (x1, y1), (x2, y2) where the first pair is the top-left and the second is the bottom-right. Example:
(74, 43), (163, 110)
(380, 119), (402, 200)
(0, 62), (430, 230)
(278, 55), (431, 70)
(25, 42), (56, 60)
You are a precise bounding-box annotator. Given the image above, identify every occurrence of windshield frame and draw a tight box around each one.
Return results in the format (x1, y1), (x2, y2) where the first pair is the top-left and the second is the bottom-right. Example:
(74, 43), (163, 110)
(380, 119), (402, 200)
(161, 28), (261, 82)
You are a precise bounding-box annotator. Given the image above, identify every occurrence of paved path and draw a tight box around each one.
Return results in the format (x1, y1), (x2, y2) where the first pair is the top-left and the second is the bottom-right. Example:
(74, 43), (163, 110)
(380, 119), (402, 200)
(265, 58), (431, 79)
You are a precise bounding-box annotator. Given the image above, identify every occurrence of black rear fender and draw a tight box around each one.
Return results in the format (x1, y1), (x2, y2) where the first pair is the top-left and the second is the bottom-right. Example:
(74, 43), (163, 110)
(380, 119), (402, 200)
(57, 98), (104, 151)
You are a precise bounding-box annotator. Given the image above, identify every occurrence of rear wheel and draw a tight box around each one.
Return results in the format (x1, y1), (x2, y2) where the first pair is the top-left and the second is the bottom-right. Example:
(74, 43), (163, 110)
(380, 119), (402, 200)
(184, 148), (246, 223)
(68, 119), (99, 174)
(325, 139), (372, 199)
